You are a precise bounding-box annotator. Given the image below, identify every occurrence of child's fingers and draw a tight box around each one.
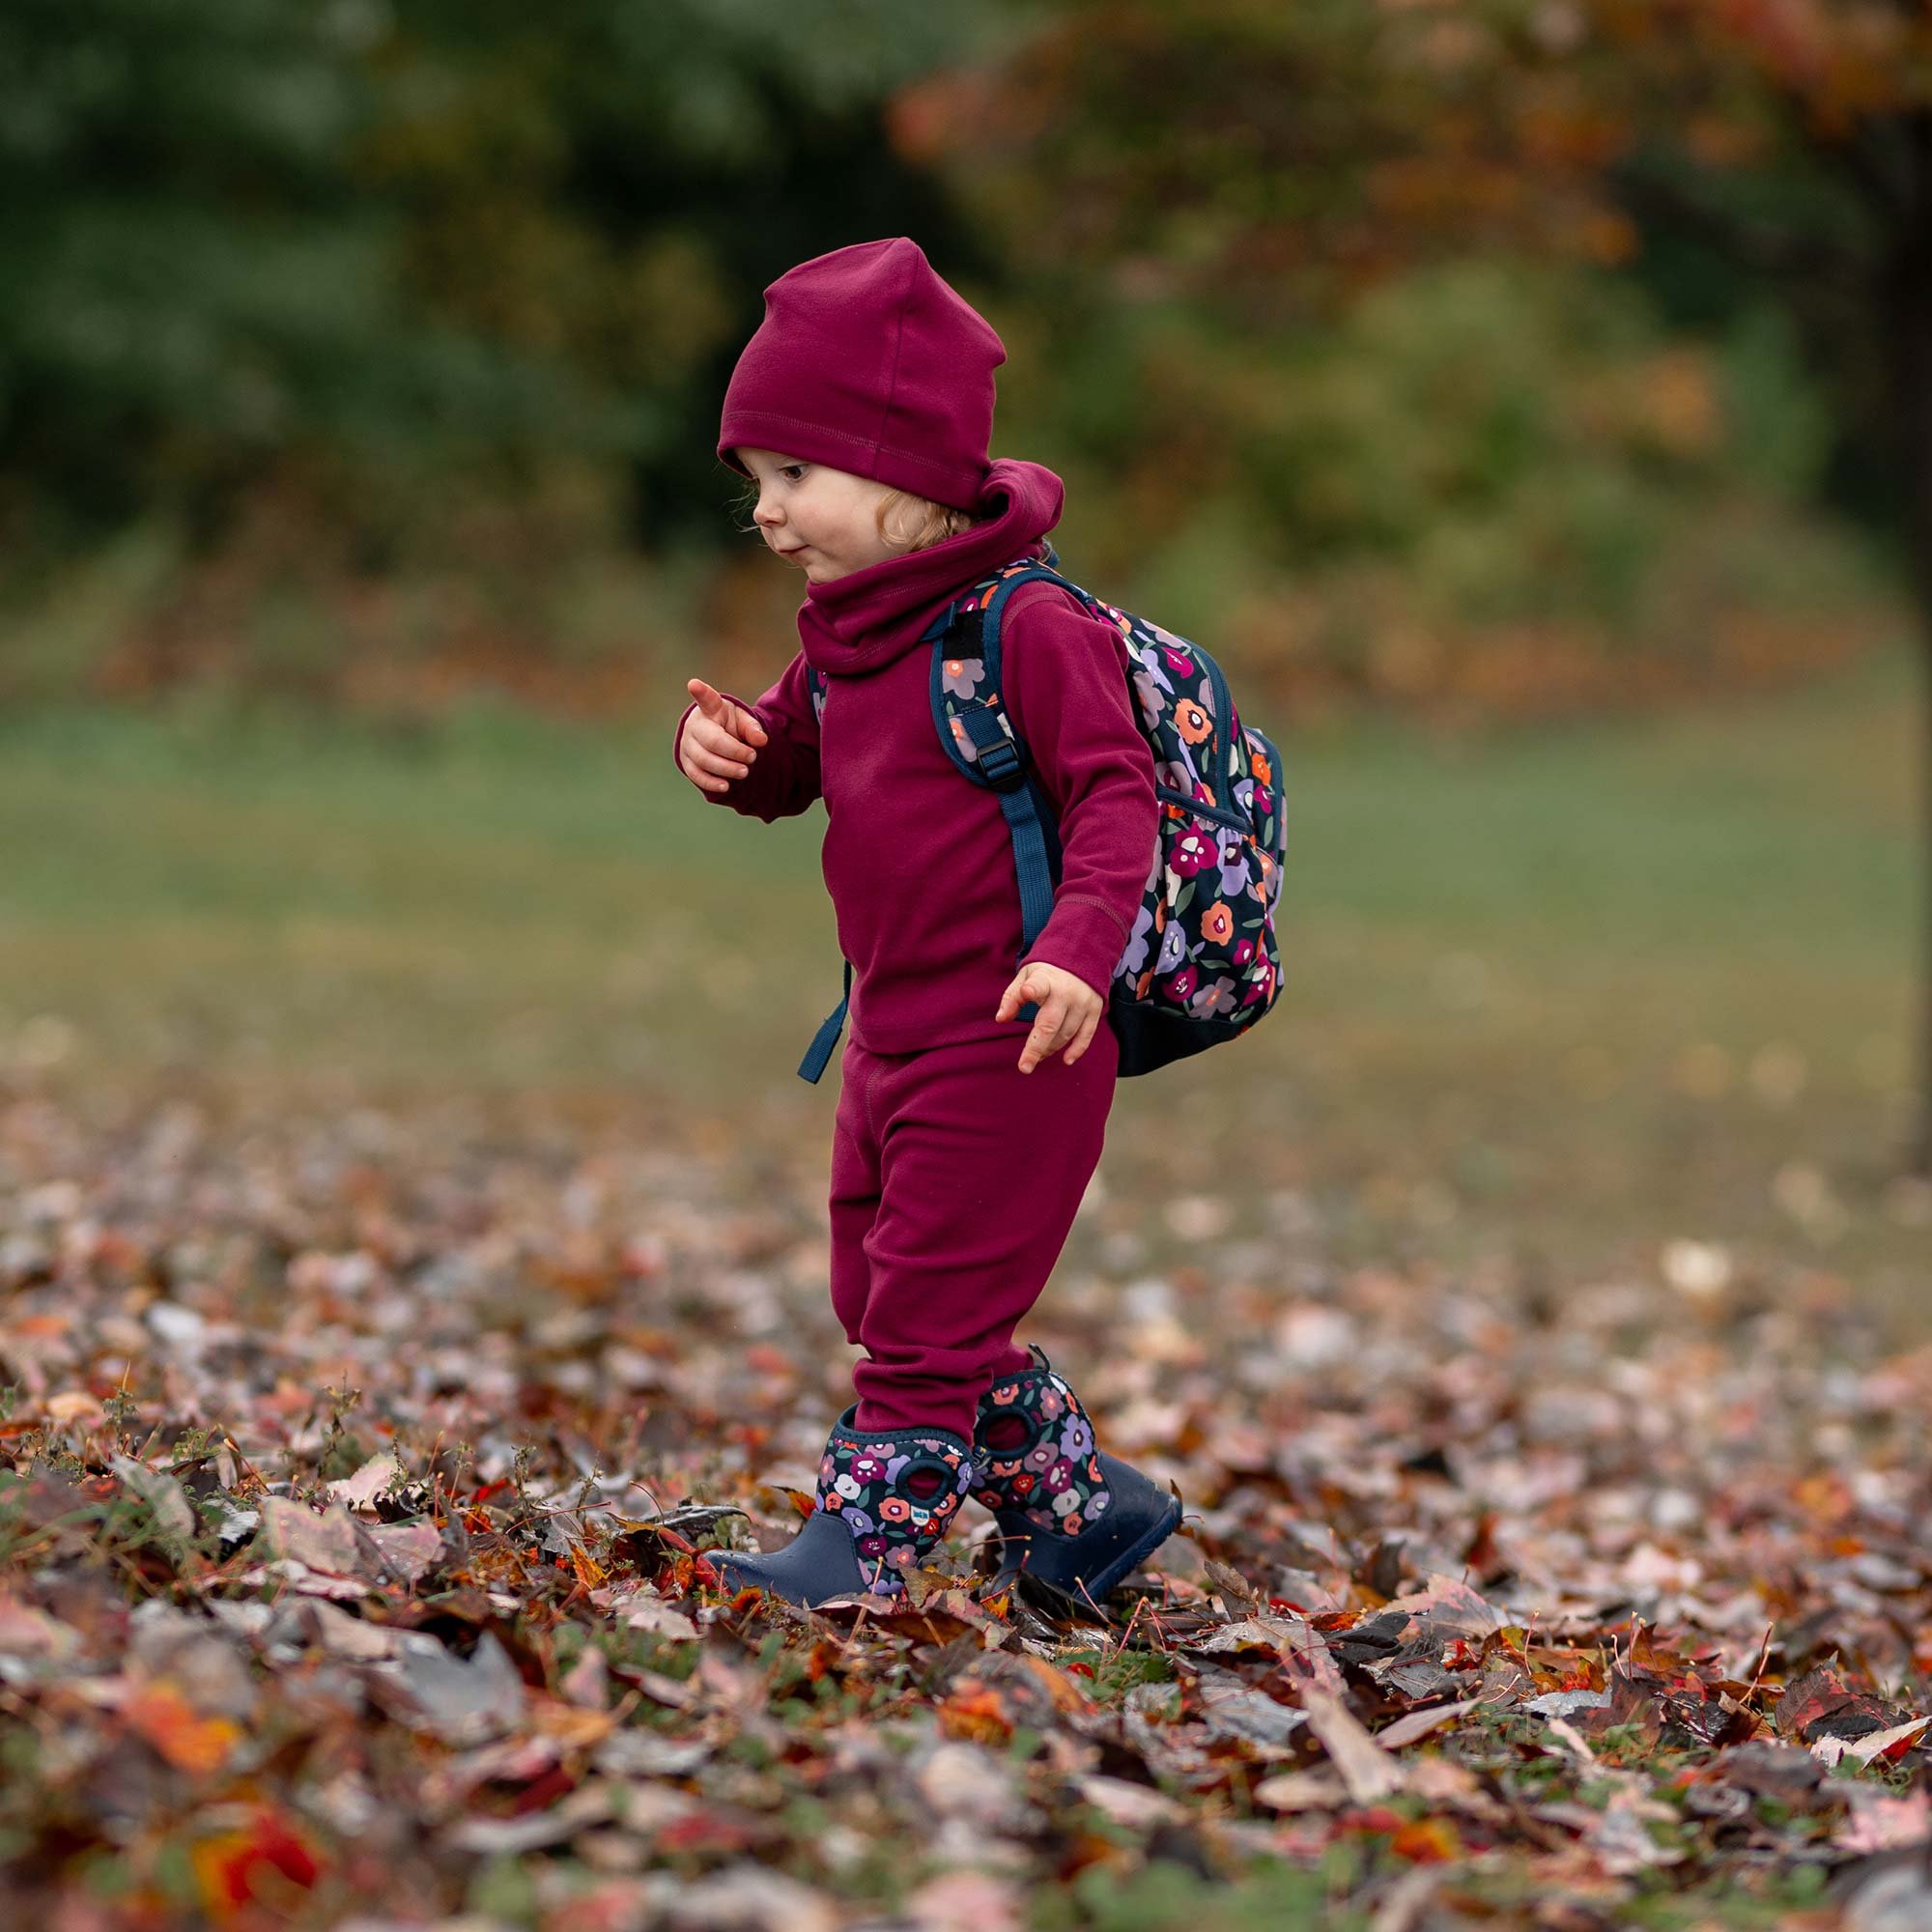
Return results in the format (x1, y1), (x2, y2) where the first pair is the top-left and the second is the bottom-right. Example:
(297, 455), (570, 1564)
(689, 679), (770, 748)
(1061, 1008), (1102, 1066)
(691, 716), (759, 763)
(679, 714), (756, 788)
(686, 740), (753, 783)
(1017, 994), (1070, 1073)
(995, 965), (1046, 1024)
(692, 750), (750, 788)
(680, 751), (731, 790)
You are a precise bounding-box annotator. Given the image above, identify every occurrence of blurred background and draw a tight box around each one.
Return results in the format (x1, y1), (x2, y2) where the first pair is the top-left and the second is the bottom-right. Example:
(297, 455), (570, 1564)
(2, 1), (1925, 1321)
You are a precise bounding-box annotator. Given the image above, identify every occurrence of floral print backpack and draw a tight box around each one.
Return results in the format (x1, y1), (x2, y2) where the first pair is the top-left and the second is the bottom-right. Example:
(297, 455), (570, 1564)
(796, 543), (1288, 1083)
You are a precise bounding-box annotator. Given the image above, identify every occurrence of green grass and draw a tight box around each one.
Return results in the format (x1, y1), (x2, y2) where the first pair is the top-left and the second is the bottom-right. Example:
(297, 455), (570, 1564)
(0, 635), (1921, 1324)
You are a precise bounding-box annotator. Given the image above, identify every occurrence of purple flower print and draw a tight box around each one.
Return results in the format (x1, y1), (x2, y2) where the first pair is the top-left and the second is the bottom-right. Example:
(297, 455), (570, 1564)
(841, 1506), (874, 1535)
(1037, 1387), (1065, 1421)
(1122, 902), (1156, 978)
(850, 1453), (887, 1485)
(1154, 921), (1189, 976)
(1188, 975), (1239, 1020)
(1024, 1442), (1058, 1472)
(941, 657), (987, 701)
(1087, 1489), (1112, 1518)
(858, 1534), (887, 1558)
(1216, 834), (1252, 900)
(1165, 963), (1199, 1003)
(1133, 639), (1176, 694)
(883, 1454), (910, 1484)
(1061, 1416), (1094, 1461)
(1045, 1460), (1073, 1494)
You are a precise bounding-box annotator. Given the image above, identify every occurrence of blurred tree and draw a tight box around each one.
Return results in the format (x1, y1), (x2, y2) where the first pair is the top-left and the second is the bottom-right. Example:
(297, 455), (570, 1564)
(900, 0), (1932, 1169)
(355, 0), (988, 549)
(0, 0), (983, 558)
(0, 0), (587, 554)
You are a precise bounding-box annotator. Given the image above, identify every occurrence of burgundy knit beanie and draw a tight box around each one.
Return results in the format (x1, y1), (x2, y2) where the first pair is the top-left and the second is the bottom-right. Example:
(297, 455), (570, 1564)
(717, 238), (1005, 513)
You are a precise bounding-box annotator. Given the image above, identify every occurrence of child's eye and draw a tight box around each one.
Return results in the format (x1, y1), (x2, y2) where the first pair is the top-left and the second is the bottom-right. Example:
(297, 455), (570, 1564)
(781, 465), (807, 481)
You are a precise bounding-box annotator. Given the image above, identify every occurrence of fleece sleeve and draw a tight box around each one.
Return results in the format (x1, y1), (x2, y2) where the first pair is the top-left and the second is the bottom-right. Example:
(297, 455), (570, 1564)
(999, 581), (1159, 1000)
(670, 648), (822, 823)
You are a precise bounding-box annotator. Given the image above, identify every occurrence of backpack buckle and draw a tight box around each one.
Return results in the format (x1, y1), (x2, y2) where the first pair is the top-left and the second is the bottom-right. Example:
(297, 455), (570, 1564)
(952, 704), (1028, 792)
(973, 736), (1026, 792)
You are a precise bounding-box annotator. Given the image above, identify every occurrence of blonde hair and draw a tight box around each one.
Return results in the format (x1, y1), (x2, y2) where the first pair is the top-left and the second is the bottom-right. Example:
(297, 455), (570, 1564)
(874, 486), (977, 554)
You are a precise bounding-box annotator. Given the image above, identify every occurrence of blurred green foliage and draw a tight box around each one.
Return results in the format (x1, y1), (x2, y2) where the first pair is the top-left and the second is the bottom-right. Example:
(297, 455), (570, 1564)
(0, 0), (981, 551)
(0, 1), (1904, 721)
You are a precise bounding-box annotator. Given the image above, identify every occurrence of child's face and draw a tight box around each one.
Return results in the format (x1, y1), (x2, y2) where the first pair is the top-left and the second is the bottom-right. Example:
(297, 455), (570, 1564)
(736, 447), (910, 583)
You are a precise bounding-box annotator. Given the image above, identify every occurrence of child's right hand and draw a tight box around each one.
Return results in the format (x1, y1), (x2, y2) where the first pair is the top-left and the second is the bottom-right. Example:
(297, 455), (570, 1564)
(679, 677), (771, 792)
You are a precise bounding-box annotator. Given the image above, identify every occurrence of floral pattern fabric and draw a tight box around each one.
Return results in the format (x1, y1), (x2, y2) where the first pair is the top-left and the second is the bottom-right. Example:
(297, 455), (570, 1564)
(970, 1362), (1114, 1540)
(815, 1406), (974, 1599)
(923, 547), (1289, 1076)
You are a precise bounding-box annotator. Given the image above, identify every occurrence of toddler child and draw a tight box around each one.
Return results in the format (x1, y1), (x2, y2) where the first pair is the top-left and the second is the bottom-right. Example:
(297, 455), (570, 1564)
(672, 237), (1180, 1609)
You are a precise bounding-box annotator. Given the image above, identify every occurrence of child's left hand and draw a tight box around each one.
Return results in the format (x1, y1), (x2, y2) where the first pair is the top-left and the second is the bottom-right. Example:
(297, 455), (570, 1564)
(996, 962), (1105, 1073)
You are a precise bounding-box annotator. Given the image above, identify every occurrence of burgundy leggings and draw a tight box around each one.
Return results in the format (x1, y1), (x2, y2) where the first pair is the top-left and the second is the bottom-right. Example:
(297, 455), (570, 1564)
(829, 1019), (1121, 1440)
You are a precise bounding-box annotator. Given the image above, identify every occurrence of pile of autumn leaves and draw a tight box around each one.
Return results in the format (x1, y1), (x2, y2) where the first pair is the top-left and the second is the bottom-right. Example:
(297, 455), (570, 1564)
(2, 1087), (1932, 1928)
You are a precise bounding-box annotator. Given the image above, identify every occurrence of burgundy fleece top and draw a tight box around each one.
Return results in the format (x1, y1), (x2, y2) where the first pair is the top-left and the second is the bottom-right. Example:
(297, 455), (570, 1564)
(671, 457), (1158, 1056)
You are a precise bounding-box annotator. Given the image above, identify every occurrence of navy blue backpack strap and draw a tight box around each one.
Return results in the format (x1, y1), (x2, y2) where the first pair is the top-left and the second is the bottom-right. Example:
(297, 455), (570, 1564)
(927, 554), (1090, 1025)
(798, 546), (1092, 1079)
(796, 662), (842, 1082)
(797, 956), (851, 1084)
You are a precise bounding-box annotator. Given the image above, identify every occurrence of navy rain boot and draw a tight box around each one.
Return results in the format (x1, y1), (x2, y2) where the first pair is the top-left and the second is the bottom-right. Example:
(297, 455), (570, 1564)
(711, 1406), (974, 1608)
(970, 1349), (1181, 1610)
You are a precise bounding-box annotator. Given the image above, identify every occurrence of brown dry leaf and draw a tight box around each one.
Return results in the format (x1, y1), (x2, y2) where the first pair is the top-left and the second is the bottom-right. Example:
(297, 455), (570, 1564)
(1300, 1689), (1406, 1803)
(259, 1496), (370, 1577)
